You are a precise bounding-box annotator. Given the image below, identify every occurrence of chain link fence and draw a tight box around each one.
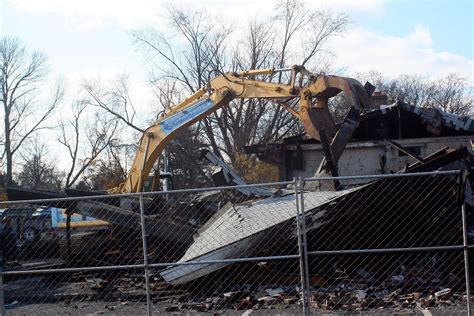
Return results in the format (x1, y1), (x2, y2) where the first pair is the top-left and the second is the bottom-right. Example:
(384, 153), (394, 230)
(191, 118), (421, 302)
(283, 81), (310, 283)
(0, 170), (471, 315)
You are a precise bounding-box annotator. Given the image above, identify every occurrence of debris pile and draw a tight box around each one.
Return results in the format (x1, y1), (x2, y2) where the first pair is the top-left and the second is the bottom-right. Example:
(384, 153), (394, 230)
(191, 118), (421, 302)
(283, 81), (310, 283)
(4, 263), (468, 313)
(157, 267), (467, 313)
(310, 286), (466, 312)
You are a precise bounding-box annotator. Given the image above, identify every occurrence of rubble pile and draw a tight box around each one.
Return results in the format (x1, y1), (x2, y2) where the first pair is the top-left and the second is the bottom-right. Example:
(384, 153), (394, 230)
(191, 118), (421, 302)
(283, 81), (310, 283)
(158, 283), (467, 313)
(309, 284), (466, 312)
(152, 259), (467, 313)
(4, 271), (467, 313)
(163, 286), (302, 312)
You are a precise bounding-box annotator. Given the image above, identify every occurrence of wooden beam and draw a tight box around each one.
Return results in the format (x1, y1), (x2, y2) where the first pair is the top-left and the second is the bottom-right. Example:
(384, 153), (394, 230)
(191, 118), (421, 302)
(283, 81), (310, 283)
(387, 140), (425, 163)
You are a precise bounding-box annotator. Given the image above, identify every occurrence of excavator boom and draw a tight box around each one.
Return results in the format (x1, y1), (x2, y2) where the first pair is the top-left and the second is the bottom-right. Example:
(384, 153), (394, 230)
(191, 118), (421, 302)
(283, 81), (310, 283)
(109, 65), (369, 193)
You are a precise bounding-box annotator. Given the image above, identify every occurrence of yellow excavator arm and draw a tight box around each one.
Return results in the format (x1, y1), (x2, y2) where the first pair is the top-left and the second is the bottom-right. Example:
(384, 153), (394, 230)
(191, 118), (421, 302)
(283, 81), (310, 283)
(109, 65), (369, 193)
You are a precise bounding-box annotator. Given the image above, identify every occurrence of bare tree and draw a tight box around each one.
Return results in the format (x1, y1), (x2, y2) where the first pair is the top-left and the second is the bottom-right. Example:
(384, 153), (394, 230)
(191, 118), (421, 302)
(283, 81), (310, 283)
(16, 138), (64, 191)
(132, 1), (348, 176)
(391, 75), (435, 107)
(430, 74), (472, 115)
(356, 71), (472, 116)
(83, 74), (143, 133)
(57, 101), (120, 188)
(274, 0), (348, 68)
(0, 37), (63, 185)
(81, 145), (127, 190)
(150, 77), (184, 113)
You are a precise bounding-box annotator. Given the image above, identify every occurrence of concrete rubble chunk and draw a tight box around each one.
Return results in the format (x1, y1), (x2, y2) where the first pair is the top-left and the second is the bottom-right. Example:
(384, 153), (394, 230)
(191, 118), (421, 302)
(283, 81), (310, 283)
(434, 288), (452, 300)
(265, 288), (285, 297)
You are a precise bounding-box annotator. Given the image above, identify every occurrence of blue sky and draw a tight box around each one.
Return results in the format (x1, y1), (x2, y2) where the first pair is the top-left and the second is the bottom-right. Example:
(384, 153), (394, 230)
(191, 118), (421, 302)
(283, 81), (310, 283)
(353, 0), (473, 57)
(0, 0), (473, 95)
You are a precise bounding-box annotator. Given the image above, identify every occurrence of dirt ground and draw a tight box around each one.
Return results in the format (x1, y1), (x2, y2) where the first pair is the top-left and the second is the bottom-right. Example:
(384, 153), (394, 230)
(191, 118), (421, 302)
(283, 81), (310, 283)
(2, 301), (470, 316)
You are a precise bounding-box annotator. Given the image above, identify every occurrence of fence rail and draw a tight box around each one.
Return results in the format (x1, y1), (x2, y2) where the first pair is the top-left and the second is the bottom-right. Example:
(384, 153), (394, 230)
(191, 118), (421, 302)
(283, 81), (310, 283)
(0, 170), (471, 315)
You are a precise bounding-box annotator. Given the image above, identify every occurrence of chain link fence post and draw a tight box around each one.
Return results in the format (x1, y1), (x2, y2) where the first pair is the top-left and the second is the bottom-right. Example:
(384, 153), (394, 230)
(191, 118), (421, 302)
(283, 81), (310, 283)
(0, 253), (4, 316)
(461, 171), (471, 315)
(139, 194), (152, 316)
(299, 177), (311, 314)
(295, 177), (310, 315)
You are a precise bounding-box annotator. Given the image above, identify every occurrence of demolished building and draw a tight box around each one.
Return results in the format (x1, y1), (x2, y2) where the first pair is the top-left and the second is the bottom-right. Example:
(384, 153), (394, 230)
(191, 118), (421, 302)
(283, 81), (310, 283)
(160, 171), (468, 285)
(160, 101), (474, 285)
(245, 101), (474, 180)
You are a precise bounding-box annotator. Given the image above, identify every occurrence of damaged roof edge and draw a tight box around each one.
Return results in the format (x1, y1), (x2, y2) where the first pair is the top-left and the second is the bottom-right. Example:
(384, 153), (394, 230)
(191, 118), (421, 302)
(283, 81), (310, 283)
(375, 101), (474, 132)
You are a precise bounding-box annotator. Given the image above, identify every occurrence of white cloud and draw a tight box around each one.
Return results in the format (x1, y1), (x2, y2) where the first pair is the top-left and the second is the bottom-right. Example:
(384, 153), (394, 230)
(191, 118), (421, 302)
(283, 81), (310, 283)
(6, 0), (164, 29)
(309, 0), (384, 13)
(328, 25), (474, 85)
(7, 0), (386, 29)
(408, 25), (433, 47)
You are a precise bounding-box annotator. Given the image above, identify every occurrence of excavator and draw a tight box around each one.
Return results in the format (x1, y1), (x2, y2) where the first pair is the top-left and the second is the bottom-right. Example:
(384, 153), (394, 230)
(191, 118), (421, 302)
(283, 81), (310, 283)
(109, 65), (370, 194)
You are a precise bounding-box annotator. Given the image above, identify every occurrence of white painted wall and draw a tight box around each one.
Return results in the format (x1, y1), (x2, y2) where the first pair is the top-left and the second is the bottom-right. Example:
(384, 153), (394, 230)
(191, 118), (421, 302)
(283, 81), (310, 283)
(287, 136), (472, 178)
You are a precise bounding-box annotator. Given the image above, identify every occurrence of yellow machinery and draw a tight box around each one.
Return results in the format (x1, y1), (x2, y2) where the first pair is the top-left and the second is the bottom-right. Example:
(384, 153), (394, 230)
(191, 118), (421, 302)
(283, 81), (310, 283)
(110, 65), (370, 193)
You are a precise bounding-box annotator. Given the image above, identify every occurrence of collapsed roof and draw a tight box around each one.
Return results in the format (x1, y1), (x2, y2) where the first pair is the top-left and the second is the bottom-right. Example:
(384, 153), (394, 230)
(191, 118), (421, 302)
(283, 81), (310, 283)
(353, 101), (474, 140)
(245, 102), (474, 159)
